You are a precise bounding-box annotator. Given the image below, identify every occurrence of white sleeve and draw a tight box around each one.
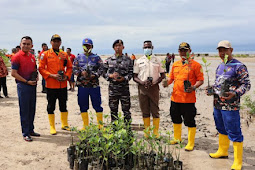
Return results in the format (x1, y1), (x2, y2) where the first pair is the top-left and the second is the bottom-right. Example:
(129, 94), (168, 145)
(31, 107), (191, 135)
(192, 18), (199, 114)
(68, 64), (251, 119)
(133, 59), (139, 74)
(158, 58), (165, 73)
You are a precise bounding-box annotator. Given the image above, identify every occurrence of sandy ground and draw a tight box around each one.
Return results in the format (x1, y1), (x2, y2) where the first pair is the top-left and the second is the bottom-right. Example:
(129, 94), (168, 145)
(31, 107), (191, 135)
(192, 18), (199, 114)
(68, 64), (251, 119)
(0, 56), (255, 170)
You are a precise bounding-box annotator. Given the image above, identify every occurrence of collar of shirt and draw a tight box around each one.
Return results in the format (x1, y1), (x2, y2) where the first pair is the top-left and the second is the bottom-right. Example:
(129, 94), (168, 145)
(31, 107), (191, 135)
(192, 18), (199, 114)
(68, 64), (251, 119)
(181, 58), (193, 65)
(111, 54), (123, 60)
(142, 54), (157, 62)
(19, 50), (31, 57)
(79, 53), (95, 58)
(49, 48), (63, 54)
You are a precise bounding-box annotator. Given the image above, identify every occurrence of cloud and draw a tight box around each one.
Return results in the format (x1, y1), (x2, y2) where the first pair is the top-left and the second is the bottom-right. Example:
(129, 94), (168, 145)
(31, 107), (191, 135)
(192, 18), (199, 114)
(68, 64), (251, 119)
(0, 0), (254, 54)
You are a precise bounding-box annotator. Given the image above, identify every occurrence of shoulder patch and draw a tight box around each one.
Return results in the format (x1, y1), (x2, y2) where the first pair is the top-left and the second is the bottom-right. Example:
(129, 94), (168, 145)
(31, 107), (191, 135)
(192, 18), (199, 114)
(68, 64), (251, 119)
(200, 67), (203, 73)
(41, 53), (44, 60)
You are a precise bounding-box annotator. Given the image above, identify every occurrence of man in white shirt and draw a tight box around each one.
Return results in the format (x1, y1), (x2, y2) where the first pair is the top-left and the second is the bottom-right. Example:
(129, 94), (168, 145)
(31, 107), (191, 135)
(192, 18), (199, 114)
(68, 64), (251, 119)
(133, 40), (165, 138)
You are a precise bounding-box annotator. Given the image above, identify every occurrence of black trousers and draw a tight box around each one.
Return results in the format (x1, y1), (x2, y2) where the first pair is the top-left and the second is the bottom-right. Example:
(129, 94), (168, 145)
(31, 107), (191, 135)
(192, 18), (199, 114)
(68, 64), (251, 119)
(165, 63), (171, 73)
(0, 77), (8, 97)
(46, 88), (68, 114)
(170, 101), (197, 127)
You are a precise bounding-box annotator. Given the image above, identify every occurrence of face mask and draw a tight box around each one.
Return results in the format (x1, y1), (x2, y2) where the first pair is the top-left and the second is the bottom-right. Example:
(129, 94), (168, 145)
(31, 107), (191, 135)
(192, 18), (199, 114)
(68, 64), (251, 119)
(144, 48), (152, 56)
(83, 45), (92, 54)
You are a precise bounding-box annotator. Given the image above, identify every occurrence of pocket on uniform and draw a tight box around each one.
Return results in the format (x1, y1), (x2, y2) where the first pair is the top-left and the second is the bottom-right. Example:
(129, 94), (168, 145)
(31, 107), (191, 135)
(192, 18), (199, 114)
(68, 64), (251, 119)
(48, 58), (56, 68)
(138, 63), (146, 74)
(139, 63), (146, 68)
(151, 62), (159, 72)
(173, 67), (180, 73)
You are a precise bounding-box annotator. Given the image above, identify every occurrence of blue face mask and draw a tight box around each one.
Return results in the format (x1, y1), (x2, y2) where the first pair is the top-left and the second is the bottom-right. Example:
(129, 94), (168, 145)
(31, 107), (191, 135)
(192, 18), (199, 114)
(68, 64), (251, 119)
(144, 48), (152, 56)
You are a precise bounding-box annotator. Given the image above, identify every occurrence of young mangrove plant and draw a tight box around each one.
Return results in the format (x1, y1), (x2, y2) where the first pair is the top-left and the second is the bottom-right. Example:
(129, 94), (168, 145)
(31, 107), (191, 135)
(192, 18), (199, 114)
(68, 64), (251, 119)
(68, 112), (185, 170)
(201, 56), (214, 95)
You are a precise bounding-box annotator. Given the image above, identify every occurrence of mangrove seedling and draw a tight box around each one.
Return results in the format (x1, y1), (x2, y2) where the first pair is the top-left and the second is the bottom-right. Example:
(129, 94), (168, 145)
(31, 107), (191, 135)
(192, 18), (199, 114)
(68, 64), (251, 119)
(201, 56), (214, 95)
(183, 52), (193, 92)
(174, 140), (184, 170)
(220, 54), (230, 97)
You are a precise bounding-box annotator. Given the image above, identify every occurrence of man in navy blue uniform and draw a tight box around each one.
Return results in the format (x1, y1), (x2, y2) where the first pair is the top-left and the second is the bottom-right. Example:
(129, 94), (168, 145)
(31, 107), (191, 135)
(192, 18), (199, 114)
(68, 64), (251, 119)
(73, 38), (104, 129)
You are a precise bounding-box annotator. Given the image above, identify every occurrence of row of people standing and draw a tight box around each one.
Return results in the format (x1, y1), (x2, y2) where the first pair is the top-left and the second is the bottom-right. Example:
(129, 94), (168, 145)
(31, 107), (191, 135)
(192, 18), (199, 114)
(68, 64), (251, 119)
(11, 35), (250, 170)
(0, 45), (22, 98)
(163, 40), (251, 170)
(165, 52), (175, 73)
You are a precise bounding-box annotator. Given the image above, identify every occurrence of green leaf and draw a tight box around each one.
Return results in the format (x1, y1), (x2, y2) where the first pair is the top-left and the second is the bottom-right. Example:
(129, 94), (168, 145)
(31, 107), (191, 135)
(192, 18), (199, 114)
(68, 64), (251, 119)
(186, 52), (190, 59)
(224, 54), (228, 64)
(103, 133), (113, 140)
(202, 57), (207, 63)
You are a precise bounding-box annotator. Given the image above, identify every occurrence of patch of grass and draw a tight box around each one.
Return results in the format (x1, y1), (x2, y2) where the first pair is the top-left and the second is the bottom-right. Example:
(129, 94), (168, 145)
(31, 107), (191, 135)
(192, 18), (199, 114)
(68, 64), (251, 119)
(233, 54), (249, 58)
(242, 93), (255, 115)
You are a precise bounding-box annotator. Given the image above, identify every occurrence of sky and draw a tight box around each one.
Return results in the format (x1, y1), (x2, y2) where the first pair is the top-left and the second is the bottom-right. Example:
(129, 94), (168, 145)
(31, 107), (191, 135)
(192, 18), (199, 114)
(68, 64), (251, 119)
(1, 0), (255, 55)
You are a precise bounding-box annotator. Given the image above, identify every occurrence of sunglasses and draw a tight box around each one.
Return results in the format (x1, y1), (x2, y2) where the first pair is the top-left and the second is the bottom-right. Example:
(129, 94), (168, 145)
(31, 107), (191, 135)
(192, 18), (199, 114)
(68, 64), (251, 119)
(179, 49), (188, 52)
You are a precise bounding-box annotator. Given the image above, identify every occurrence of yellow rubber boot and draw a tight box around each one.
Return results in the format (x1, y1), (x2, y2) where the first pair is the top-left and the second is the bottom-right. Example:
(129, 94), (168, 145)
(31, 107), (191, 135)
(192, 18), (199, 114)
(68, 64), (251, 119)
(231, 142), (243, 170)
(96, 112), (103, 129)
(153, 118), (160, 138)
(81, 112), (89, 130)
(185, 127), (196, 151)
(61, 112), (70, 131)
(170, 123), (182, 144)
(48, 114), (57, 135)
(143, 117), (150, 138)
(209, 133), (230, 158)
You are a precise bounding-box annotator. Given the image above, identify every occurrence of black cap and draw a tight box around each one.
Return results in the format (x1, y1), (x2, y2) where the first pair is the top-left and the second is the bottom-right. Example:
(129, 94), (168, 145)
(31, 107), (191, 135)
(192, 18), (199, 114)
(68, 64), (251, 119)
(51, 34), (61, 41)
(112, 39), (123, 48)
(179, 42), (190, 50)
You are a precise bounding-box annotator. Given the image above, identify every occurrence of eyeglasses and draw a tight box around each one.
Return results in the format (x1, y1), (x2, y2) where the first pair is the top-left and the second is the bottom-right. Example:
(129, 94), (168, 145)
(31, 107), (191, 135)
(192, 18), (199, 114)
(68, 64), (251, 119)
(143, 47), (152, 49)
(218, 48), (230, 52)
(179, 49), (188, 52)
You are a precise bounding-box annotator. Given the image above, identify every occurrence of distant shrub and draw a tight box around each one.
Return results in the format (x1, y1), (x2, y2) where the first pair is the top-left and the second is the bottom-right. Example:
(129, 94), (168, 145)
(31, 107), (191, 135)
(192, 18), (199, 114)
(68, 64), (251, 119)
(243, 93), (255, 115)
(0, 49), (11, 67)
(233, 54), (249, 58)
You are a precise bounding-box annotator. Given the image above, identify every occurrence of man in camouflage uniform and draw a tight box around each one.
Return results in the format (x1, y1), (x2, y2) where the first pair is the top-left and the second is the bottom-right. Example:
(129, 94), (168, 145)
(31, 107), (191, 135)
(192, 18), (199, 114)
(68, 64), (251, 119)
(73, 38), (104, 129)
(103, 39), (133, 123)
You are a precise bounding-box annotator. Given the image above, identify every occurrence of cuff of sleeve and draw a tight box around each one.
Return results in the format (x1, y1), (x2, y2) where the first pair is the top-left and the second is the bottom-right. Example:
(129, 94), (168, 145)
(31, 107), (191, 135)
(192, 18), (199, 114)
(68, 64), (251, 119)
(93, 73), (99, 78)
(124, 76), (129, 82)
(106, 74), (111, 81)
(231, 90), (239, 97)
(44, 73), (51, 80)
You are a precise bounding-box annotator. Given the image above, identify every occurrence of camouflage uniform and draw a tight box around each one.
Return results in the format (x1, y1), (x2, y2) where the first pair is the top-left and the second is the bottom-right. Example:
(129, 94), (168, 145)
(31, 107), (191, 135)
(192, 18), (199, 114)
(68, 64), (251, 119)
(103, 54), (133, 122)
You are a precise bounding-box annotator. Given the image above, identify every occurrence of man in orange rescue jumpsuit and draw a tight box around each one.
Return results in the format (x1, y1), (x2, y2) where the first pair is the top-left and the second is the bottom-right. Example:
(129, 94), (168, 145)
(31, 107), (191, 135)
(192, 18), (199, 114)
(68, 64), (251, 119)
(39, 34), (72, 135)
(163, 42), (204, 151)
